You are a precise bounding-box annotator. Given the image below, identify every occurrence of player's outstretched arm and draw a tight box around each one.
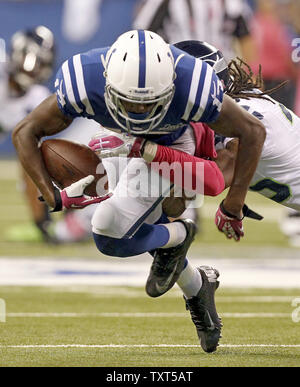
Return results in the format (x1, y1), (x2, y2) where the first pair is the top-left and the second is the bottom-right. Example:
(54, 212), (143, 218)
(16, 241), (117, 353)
(209, 94), (266, 218)
(12, 94), (73, 208)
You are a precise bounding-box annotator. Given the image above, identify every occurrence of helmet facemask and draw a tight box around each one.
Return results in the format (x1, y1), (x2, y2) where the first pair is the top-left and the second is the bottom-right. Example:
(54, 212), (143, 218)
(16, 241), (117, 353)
(104, 83), (175, 135)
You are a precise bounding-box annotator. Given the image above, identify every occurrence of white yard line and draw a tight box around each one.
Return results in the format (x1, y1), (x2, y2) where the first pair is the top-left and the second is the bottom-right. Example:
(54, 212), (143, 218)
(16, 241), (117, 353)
(45, 288), (298, 302)
(213, 296), (297, 303)
(5, 312), (291, 318)
(1, 344), (300, 349)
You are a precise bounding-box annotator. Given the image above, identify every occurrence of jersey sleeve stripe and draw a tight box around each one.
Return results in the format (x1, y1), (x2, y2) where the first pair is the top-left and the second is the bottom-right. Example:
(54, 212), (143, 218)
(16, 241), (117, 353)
(181, 58), (202, 121)
(62, 60), (83, 114)
(73, 54), (95, 116)
(68, 57), (87, 113)
(192, 64), (213, 122)
(189, 60), (208, 119)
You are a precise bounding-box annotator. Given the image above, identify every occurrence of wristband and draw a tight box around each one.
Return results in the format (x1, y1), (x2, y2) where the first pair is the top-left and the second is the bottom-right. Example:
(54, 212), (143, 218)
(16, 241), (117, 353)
(220, 200), (264, 221)
(142, 141), (158, 162)
(219, 200), (240, 219)
(50, 187), (63, 212)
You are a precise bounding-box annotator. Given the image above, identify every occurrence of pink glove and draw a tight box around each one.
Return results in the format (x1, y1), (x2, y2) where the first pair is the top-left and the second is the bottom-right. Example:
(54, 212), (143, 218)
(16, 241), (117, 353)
(88, 129), (145, 158)
(42, 176), (111, 212)
(215, 201), (244, 241)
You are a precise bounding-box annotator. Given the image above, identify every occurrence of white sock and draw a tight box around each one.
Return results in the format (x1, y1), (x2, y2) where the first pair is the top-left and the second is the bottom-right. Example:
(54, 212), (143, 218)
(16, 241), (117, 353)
(161, 222), (187, 248)
(176, 260), (202, 298)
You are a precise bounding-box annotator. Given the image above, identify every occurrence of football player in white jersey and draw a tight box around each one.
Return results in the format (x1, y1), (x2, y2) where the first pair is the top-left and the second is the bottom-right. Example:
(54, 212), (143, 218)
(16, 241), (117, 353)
(215, 58), (300, 213)
(0, 26), (55, 242)
(12, 30), (266, 352)
(213, 58), (300, 245)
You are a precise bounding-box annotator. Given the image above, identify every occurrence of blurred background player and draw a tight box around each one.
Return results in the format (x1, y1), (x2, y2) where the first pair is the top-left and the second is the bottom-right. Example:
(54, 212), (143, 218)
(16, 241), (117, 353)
(0, 25), (100, 244)
(0, 25), (55, 242)
(133, 0), (256, 63)
(249, 0), (298, 110)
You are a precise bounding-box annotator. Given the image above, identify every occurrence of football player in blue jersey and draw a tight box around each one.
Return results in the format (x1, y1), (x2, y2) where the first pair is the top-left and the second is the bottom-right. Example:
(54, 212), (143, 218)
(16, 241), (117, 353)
(12, 30), (266, 353)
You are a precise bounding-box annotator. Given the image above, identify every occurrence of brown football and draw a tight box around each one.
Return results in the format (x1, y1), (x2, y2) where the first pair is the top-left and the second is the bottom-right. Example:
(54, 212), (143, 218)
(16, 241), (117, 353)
(40, 139), (108, 197)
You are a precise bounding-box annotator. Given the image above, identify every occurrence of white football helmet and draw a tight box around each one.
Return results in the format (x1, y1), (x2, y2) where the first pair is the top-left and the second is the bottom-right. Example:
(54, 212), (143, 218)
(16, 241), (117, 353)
(103, 30), (176, 135)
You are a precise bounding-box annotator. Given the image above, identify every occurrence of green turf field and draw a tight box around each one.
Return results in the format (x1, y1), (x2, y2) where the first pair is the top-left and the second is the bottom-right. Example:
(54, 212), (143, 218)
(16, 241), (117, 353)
(0, 160), (300, 367)
(0, 286), (300, 367)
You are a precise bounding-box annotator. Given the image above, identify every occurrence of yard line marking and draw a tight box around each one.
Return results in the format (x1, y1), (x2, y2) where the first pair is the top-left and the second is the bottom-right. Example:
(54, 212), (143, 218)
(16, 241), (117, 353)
(1, 344), (300, 349)
(220, 344), (300, 348)
(49, 288), (299, 302)
(6, 312), (188, 318)
(222, 313), (289, 318)
(6, 312), (291, 318)
(216, 296), (297, 303)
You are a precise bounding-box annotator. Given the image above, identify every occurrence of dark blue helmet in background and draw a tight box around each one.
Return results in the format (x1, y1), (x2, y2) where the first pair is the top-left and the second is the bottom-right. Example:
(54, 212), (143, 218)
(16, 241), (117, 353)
(9, 25), (55, 91)
(174, 40), (230, 90)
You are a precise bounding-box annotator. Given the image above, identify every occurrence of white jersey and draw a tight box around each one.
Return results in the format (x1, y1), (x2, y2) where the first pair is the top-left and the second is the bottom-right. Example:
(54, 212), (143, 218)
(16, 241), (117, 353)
(0, 63), (50, 132)
(236, 95), (300, 211)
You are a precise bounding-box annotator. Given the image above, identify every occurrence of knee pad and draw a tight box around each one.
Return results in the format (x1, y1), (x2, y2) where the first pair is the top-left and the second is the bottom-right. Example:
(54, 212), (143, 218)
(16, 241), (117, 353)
(91, 200), (118, 237)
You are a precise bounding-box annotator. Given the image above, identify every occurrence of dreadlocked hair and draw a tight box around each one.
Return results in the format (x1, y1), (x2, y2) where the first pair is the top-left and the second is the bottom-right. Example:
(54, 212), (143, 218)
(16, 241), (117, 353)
(226, 57), (288, 103)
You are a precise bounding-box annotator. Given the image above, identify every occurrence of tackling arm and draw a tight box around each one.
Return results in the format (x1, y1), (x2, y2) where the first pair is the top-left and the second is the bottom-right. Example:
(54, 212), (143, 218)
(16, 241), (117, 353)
(144, 143), (226, 196)
(209, 94), (266, 217)
(12, 94), (73, 208)
(88, 125), (226, 195)
(214, 139), (238, 188)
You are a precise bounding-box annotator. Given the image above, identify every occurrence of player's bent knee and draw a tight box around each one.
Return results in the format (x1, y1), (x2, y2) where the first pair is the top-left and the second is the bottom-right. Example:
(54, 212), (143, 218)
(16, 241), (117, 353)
(93, 233), (132, 258)
(91, 200), (123, 238)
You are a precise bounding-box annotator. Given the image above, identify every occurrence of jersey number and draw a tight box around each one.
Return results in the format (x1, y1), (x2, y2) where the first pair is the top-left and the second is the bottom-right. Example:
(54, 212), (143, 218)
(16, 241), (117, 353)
(250, 178), (291, 203)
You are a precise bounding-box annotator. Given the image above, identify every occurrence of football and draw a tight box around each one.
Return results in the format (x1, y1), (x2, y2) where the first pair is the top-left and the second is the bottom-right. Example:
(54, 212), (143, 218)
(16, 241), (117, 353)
(40, 138), (108, 197)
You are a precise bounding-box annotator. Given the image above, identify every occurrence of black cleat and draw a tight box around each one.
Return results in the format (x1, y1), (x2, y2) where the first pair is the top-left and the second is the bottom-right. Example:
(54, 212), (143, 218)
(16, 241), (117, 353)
(185, 266), (222, 353)
(146, 219), (197, 298)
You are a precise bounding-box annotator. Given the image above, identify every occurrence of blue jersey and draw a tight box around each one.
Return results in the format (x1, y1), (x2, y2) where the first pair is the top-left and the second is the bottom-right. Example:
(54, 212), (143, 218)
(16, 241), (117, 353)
(55, 45), (223, 144)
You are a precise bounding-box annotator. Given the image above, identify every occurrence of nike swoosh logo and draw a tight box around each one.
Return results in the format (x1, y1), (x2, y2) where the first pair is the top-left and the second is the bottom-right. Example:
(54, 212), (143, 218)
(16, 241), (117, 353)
(206, 311), (216, 331)
(155, 262), (178, 294)
(69, 198), (98, 208)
